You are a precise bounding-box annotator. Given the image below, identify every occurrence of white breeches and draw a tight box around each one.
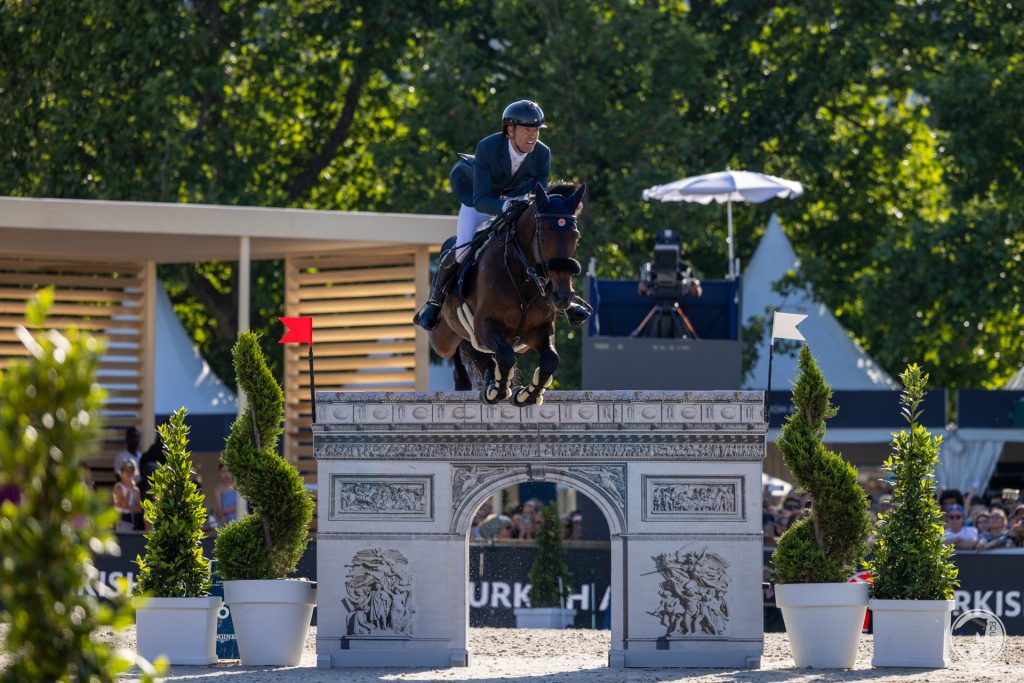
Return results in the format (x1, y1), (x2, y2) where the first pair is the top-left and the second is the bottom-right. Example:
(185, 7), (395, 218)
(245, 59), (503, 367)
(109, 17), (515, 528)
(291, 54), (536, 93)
(456, 204), (491, 262)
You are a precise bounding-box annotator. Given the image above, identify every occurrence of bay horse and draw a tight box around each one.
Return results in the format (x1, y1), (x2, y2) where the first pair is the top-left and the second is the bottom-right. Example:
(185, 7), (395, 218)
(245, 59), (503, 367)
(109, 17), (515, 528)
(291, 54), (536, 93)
(428, 181), (586, 406)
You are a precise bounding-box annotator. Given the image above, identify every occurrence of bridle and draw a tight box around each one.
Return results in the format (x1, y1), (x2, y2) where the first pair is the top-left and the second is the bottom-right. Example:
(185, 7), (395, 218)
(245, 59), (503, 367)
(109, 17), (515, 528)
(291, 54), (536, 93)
(499, 201), (581, 342)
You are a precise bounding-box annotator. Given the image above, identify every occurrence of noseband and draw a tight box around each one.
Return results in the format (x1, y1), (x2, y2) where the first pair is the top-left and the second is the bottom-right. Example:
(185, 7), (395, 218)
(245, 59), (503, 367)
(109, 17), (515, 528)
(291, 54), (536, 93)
(534, 212), (582, 276)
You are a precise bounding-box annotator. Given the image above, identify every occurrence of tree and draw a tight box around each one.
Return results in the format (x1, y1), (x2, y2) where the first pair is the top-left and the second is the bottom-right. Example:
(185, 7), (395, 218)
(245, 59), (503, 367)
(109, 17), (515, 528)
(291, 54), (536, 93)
(773, 346), (871, 584)
(867, 365), (958, 600)
(2, 1), (1021, 391)
(135, 408), (212, 598)
(0, 291), (156, 682)
(214, 332), (312, 580)
(527, 502), (573, 608)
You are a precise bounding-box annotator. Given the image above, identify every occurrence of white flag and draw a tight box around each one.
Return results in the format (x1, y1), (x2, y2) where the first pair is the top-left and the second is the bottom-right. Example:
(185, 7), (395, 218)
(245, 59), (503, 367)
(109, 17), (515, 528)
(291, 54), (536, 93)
(772, 311), (807, 342)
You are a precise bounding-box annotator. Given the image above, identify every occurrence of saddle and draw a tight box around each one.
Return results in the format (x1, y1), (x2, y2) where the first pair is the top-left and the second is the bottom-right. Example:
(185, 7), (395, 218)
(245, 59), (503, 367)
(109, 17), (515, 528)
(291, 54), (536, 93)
(450, 200), (531, 304)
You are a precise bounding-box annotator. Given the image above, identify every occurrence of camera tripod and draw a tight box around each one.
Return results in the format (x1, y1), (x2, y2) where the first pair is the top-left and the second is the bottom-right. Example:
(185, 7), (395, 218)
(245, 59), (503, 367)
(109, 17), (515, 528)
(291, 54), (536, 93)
(629, 299), (700, 339)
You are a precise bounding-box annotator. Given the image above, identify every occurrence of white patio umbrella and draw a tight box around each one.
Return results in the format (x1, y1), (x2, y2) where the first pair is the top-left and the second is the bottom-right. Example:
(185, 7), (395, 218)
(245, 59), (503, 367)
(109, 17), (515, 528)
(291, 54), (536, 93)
(642, 170), (804, 279)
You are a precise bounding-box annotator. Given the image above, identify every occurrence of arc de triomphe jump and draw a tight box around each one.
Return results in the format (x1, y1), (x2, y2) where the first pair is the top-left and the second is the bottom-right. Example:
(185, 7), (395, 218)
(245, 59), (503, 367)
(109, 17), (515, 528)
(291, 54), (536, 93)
(314, 390), (767, 669)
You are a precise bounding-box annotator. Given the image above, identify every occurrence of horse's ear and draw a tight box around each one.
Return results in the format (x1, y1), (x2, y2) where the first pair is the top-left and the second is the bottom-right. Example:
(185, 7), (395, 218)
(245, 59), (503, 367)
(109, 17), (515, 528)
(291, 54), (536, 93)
(566, 183), (587, 214)
(534, 182), (550, 211)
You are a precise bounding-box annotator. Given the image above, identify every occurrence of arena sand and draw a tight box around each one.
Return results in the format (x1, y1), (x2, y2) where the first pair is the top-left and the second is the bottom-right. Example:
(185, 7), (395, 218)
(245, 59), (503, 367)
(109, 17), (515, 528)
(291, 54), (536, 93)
(4, 625), (1020, 682)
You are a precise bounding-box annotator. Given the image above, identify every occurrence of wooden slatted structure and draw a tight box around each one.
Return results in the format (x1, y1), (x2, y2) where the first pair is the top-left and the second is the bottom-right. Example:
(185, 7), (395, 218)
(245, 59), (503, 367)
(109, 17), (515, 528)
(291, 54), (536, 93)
(0, 258), (153, 487)
(284, 247), (430, 483)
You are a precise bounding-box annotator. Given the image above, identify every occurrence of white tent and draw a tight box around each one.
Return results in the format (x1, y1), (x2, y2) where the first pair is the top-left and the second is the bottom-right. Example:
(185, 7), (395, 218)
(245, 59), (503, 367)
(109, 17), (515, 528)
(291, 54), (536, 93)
(742, 214), (896, 392)
(155, 282), (236, 416)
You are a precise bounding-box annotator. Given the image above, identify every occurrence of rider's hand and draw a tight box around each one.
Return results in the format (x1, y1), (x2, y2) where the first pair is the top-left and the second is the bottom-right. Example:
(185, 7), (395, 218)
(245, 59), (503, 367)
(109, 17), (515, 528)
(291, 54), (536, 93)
(502, 199), (528, 213)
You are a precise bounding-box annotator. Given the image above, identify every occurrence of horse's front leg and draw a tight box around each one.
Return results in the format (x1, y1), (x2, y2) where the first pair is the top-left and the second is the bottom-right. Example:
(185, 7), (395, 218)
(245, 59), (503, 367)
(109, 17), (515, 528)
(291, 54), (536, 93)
(477, 320), (516, 405)
(511, 331), (558, 407)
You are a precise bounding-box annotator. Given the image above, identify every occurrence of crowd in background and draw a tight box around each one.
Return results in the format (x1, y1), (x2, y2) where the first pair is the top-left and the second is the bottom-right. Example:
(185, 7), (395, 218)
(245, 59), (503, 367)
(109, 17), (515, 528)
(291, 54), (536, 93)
(762, 480), (1024, 551)
(470, 498), (584, 543)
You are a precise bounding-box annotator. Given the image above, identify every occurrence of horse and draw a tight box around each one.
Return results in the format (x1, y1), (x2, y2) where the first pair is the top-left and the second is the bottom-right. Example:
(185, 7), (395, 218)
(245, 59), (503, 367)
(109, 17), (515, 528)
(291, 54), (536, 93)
(428, 181), (586, 407)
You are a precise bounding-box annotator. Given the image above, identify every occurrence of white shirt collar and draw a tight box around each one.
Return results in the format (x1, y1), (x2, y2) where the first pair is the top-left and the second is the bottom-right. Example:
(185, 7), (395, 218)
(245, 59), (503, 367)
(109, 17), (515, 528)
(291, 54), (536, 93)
(508, 139), (528, 174)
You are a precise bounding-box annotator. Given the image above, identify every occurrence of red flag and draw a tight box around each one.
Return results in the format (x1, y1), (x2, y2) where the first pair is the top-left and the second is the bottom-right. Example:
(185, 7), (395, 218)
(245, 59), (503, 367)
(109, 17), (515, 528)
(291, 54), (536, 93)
(279, 317), (313, 344)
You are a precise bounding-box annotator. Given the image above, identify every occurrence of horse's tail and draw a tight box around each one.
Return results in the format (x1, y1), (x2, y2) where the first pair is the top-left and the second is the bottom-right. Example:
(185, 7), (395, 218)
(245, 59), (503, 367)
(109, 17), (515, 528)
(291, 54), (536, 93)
(455, 339), (520, 391)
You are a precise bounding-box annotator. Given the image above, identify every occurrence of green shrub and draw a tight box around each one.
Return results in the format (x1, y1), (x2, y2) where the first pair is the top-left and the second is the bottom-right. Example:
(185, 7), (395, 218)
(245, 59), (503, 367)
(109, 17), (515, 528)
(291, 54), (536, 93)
(867, 365), (958, 600)
(0, 291), (156, 682)
(772, 345), (871, 584)
(134, 408), (211, 597)
(527, 502), (573, 608)
(214, 331), (312, 580)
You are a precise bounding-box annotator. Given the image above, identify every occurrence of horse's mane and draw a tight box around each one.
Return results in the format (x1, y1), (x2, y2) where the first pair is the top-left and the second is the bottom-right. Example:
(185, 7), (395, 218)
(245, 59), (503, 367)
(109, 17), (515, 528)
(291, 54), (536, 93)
(544, 181), (580, 197)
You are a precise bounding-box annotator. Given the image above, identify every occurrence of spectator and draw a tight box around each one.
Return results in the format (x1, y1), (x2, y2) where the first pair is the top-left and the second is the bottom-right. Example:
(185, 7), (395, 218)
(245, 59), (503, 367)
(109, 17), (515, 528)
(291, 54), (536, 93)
(937, 488), (965, 511)
(942, 504), (977, 550)
(977, 508), (1012, 551)
(780, 495), (803, 516)
(520, 500), (540, 540)
(212, 463), (240, 528)
(762, 508), (779, 547)
(1008, 505), (1024, 548)
(113, 460), (143, 532)
(137, 433), (164, 503)
(113, 426), (142, 483)
(969, 508), (990, 530)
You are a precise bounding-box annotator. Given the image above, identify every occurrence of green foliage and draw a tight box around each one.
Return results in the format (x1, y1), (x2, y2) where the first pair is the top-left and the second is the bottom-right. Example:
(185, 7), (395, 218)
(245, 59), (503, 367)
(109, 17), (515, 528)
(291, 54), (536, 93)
(772, 346), (871, 584)
(3, 2), (1023, 390)
(134, 408), (212, 598)
(214, 332), (313, 580)
(0, 291), (157, 682)
(526, 502), (573, 608)
(867, 365), (958, 600)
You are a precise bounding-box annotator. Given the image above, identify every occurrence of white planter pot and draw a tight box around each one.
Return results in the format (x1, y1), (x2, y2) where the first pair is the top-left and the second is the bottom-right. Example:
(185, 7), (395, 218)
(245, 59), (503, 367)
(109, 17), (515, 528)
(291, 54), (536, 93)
(223, 579), (316, 666)
(513, 607), (577, 629)
(134, 596), (221, 665)
(869, 598), (954, 668)
(775, 582), (868, 668)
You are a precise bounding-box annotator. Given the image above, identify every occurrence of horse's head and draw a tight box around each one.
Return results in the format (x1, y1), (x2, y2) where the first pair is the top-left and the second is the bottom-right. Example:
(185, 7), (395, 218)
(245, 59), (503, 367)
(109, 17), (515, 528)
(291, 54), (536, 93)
(531, 181), (586, 312)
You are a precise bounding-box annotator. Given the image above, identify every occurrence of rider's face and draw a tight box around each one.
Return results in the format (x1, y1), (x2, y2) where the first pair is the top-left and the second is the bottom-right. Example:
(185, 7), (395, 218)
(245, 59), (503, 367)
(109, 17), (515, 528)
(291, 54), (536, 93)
(509, 124), (540, 154)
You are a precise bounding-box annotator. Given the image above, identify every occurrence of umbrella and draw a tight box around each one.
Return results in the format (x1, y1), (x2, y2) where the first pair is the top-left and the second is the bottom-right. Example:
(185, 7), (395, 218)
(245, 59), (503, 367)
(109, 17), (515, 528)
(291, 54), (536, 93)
(642, 170), (804, 279)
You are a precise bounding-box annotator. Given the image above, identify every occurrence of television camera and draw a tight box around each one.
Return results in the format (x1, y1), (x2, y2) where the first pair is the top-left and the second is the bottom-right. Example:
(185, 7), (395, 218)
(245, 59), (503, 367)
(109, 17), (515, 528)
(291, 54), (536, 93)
(631, 230), (702, 339)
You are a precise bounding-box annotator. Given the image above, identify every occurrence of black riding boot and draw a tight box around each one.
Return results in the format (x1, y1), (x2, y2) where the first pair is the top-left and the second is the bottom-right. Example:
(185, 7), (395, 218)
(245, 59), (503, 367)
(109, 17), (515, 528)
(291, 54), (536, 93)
(562, 296), (593, 329)
(413, 250), (461, 331)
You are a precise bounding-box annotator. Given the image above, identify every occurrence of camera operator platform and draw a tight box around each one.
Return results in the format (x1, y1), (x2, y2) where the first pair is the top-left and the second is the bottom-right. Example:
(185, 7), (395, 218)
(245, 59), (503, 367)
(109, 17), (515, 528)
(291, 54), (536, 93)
(581, 229), (742, 390)
(631, 230), (703, 339)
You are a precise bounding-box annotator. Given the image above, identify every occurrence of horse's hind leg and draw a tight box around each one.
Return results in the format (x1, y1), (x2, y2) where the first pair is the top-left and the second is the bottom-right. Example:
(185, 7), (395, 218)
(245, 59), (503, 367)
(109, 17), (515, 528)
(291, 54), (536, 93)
(512, 332), (558, 407)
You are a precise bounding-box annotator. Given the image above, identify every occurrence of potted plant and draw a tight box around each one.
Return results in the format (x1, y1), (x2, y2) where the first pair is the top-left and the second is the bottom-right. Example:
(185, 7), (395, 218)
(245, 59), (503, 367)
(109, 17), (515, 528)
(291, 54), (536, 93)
(772, 346), (872, 668)
(866, 365), (958, 667)
(214, 332), (315, 666)
(134, 408), (221, 665)
(514, 502), (576, 628)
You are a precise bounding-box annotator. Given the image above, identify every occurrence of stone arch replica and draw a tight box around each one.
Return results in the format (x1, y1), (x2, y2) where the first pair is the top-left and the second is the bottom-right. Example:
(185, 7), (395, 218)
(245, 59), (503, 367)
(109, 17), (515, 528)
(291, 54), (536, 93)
(313, 390), (767, 669)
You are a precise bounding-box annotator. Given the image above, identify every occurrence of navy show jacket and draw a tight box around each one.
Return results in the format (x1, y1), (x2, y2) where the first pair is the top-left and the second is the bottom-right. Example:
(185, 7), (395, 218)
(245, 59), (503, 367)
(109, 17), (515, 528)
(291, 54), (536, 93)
(449, 132), (551, 215)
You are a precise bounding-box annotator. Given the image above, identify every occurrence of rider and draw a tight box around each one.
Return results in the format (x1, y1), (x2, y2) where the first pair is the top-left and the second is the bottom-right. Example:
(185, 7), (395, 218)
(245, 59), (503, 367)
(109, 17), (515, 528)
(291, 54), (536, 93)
(413, 99), (591, 331)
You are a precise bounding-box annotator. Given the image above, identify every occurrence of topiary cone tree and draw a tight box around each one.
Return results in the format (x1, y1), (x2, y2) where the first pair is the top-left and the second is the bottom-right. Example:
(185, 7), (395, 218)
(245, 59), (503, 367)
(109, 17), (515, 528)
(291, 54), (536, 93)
(214, 331), (313, 580)
(773, 345), (871, 584)
(867, 365), (958, 599)
(135, 407), (211, 597)
(527, 502), (573, 608)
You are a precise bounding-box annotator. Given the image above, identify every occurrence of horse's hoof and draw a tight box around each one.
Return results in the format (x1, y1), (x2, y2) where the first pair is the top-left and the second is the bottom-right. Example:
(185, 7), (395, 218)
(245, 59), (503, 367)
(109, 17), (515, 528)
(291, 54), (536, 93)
(481, 383), (509, 404)
(511, 386), (542, 407)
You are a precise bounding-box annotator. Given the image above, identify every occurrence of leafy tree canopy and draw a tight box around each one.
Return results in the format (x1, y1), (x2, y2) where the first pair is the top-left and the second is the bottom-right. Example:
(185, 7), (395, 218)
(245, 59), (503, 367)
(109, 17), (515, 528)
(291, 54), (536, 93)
(2, 0), (1020, 390)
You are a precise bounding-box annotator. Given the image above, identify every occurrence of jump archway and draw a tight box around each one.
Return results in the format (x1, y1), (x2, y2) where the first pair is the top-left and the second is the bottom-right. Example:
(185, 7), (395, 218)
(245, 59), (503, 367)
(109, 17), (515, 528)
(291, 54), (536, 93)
(313, 391), (767, 669)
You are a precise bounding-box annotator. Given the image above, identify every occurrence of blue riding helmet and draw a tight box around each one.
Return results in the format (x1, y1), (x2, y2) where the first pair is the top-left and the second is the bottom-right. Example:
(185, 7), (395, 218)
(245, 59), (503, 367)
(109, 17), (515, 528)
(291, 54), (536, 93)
(502, 100), (547, 131)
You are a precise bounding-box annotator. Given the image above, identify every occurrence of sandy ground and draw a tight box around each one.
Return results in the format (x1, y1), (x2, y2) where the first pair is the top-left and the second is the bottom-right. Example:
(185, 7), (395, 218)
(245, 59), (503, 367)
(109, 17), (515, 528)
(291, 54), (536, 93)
(3, 626), (1021, 682)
